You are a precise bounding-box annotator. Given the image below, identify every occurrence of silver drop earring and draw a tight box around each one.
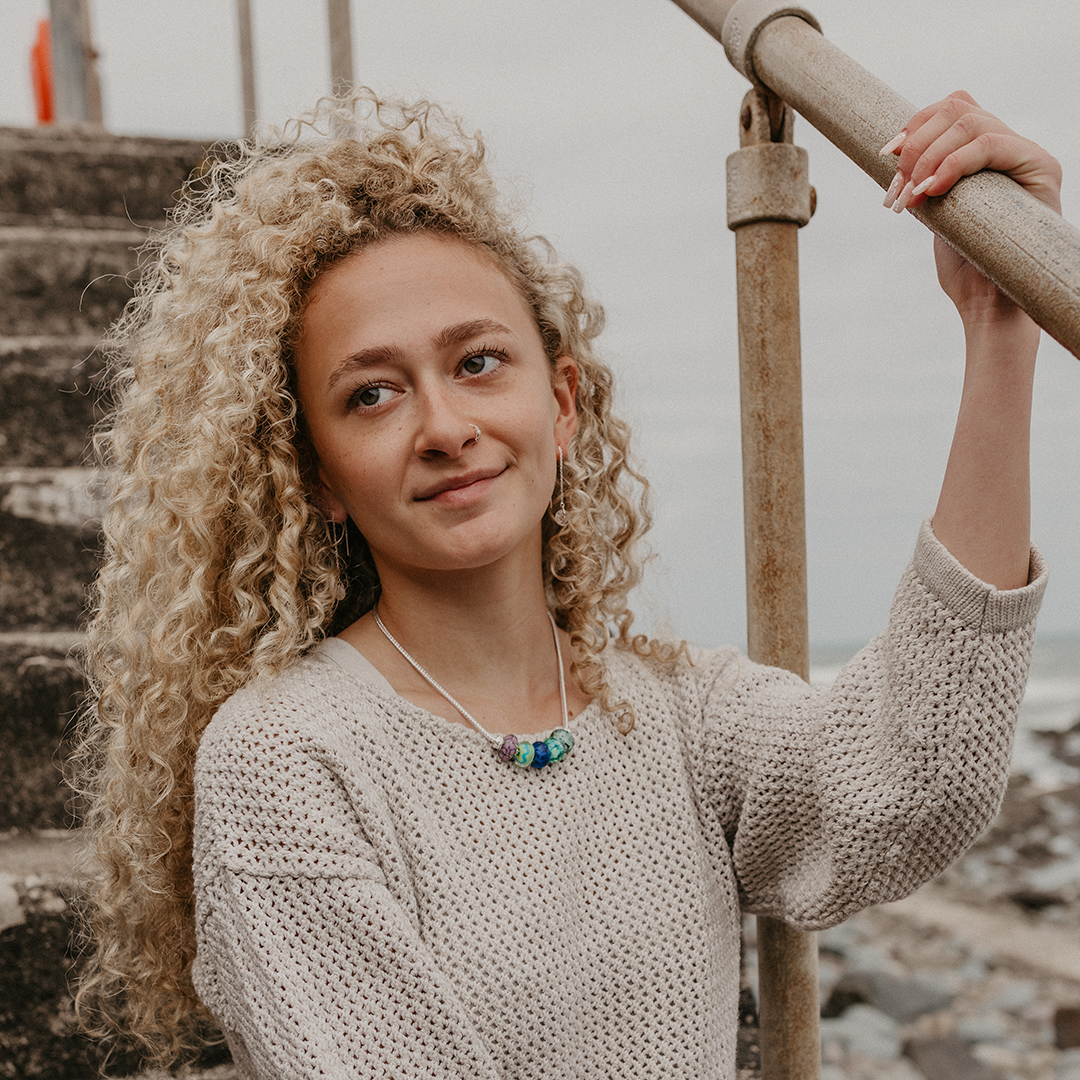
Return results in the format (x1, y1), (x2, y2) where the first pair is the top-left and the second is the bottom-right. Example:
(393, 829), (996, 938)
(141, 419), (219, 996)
(554, 445), (569, 527)
(332, 520), (351, 560)
(329, 521), (349, 600)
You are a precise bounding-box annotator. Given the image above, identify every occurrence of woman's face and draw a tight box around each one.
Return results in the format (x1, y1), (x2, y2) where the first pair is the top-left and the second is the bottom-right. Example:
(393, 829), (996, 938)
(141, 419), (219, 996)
(294, 231), (578, 583)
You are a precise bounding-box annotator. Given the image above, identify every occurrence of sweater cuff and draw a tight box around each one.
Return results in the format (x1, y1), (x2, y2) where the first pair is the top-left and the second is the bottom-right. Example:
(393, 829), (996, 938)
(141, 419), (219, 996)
(913, 516), (1047, 634)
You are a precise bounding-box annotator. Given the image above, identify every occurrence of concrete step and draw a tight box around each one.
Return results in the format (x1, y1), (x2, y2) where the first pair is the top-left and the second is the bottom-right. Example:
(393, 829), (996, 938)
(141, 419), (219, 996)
(0, 125), (210, 227)
(0, 829), (235, 1077)
(0, 337), (105, 469)
(0, 225), (145, 338)
(0, 636), (84, 830)
(0, 493), (100, 630)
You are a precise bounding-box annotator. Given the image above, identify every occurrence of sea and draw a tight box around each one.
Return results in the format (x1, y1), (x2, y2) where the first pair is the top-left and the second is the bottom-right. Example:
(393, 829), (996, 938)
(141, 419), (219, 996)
(810, 631), (1080, 792)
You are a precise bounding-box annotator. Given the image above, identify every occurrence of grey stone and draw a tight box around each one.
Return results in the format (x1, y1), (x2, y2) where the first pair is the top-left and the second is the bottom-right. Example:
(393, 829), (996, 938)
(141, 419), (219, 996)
(0, 228), (143, 337)
(903, 1035), (997, 1080)
(819, 921), (863, 955)
(820, 1003), (901, 1060)
(0, 468), (105, 528)
(985, 979), (1039, 1014)
(824, 969), (957, 1023)
(957, 1013), (1010, 1044)
(0, 345), (105, 469)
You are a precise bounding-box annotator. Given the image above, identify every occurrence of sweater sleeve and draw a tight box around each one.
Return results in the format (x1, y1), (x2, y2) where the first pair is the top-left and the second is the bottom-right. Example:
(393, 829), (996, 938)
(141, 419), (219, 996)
(698, 518), (1046, 930)
(192, 702), (501, 1080)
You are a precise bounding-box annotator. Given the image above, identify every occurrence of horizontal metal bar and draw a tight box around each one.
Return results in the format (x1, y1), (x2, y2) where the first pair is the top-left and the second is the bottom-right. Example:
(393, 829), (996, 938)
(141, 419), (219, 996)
(669, 0), (1080, 360)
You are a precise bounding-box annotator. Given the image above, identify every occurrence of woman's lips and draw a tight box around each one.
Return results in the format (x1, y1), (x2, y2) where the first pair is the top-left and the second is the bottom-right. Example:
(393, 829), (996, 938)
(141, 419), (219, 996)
(415, 467), (505, 503)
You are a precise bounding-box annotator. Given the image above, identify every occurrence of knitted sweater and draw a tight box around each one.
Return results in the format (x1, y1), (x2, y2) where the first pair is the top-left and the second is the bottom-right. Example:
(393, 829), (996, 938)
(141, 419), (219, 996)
(192, 520), (1046, 1079)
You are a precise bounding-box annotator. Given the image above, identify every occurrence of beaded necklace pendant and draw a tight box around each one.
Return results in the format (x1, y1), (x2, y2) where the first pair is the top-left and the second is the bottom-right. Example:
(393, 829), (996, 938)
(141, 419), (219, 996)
(497, 728), (575, 769)
(373, 607), (577, 771)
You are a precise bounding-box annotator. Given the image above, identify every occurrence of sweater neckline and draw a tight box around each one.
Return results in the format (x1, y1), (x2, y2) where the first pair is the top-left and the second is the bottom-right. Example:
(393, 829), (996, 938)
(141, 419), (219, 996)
(310, 635), (604, 744)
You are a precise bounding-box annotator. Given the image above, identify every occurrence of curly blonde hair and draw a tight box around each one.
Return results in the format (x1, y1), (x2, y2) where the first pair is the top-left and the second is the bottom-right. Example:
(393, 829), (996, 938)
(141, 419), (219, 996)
(74, 91), (665, 1065)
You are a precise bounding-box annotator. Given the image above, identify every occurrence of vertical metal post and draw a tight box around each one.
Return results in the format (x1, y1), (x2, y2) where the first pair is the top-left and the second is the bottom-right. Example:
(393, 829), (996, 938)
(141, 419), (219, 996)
(236, 0), (258, 136)
(727, 88), (820, 1079)
(48, 0), (102, 127)
(327, 0), (355, 91)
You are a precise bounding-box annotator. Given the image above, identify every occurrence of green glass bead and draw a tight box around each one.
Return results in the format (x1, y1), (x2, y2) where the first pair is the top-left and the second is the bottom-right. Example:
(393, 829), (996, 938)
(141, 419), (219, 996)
(550, 727), (575, 754)
(513, 741), (534, 767)
(545, 737), (565, 762)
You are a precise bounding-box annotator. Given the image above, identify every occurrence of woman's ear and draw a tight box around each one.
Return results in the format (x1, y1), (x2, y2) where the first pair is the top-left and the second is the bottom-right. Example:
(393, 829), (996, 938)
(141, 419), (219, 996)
(312, 472), (350, 524)
(553, 356), (579, 444)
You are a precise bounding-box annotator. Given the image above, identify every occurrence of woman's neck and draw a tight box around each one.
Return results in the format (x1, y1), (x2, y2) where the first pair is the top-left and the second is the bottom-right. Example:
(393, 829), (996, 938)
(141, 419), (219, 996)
(338, 558), (589, 733)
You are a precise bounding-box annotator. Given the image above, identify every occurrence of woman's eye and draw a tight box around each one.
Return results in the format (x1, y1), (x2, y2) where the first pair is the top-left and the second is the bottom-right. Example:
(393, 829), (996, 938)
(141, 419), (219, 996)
(353, 384), (394, 409)
(461, 352), (501, 376)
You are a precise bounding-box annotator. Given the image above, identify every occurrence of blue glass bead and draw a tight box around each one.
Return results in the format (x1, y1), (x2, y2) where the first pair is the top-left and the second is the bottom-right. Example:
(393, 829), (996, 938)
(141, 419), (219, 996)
(531, 741), (551, 769)
(497, 734), (518, 762)
(513, 741), (534, 767)
(545, 737), (565, 762)
(550, 727), (575, 754)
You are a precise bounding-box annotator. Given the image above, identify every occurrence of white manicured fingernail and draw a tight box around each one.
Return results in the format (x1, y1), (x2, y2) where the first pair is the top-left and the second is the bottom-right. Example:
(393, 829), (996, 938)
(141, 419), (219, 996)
(911, 174), (937, 197)
(892, 179), (915, 213)
(879, 131), (907, 156)
(883, 172), (904, 208)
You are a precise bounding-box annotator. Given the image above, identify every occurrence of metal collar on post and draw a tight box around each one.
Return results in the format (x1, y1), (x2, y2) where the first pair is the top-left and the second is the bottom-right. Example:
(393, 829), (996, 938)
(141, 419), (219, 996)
(721, 0), (821, 85)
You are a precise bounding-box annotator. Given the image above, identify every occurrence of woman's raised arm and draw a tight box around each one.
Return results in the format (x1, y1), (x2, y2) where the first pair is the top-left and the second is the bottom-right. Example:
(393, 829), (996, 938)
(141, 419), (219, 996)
(882, 91), (1063, 589)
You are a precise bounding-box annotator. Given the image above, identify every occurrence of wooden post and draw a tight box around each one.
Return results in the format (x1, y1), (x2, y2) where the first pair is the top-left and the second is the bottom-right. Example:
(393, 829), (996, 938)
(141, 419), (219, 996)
(47, 0), (102, 127)
(727, 87), (821, 1080)
(236, 0), (258, 135)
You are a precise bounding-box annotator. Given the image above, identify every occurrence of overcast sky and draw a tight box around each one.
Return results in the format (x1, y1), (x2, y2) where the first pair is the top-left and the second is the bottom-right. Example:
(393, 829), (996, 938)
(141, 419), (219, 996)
(2, 0), (1078, 649)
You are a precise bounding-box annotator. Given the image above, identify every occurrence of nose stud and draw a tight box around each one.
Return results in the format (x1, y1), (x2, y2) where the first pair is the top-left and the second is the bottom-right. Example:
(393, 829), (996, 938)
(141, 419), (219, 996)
(469, 424), (481, 444)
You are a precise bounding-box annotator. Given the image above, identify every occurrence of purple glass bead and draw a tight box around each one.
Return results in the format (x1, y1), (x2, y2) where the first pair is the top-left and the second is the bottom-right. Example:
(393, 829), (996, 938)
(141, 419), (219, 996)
(497, 734), (518, 762)
(531, 740), (551, 769)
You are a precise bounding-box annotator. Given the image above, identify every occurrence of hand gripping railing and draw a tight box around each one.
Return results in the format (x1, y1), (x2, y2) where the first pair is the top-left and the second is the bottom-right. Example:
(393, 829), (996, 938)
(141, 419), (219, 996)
(670, 2), (1080, 1078)
(673, 0), (1080, 360)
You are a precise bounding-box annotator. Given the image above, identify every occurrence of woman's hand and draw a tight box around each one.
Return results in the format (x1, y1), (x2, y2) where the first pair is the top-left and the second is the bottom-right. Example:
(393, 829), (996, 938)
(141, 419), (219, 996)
(879, 92), (1063, 590)
(881, 91), (1062, 324)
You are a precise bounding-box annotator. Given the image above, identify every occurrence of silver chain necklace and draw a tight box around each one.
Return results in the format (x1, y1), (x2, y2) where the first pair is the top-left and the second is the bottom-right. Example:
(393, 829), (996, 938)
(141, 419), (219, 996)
(372, 606), (576, 769)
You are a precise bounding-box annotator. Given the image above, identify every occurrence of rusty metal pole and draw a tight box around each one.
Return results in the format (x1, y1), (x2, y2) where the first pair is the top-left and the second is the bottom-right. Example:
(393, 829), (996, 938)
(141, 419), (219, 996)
(727, 87), (820, 1080)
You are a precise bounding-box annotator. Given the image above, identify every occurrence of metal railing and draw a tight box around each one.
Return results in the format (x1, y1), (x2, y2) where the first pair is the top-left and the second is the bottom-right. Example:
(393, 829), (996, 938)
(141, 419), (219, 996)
(672, 0), (1080, 360)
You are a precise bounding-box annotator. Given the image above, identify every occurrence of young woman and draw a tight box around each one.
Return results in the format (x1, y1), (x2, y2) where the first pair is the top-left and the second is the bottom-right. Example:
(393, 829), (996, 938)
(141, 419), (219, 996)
(76, 90), (1060, 1077)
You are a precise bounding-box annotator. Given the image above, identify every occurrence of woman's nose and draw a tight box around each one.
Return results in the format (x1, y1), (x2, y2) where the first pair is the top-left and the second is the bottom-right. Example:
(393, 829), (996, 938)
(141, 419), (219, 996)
(413, 389), (480, 458)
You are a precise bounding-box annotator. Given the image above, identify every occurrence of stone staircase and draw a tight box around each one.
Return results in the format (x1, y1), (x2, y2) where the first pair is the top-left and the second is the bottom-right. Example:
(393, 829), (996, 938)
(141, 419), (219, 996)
(0, 124), (223, 1078)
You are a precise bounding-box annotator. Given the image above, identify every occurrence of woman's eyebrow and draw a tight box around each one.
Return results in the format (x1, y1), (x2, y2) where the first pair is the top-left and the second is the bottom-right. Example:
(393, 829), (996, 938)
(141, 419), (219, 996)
(327, 319), (516, 390)
(433, 318), (515, 350)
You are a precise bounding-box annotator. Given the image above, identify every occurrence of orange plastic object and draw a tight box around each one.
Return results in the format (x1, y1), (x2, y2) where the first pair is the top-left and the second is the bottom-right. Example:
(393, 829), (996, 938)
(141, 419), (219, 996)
(31, 18), (55, 125)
